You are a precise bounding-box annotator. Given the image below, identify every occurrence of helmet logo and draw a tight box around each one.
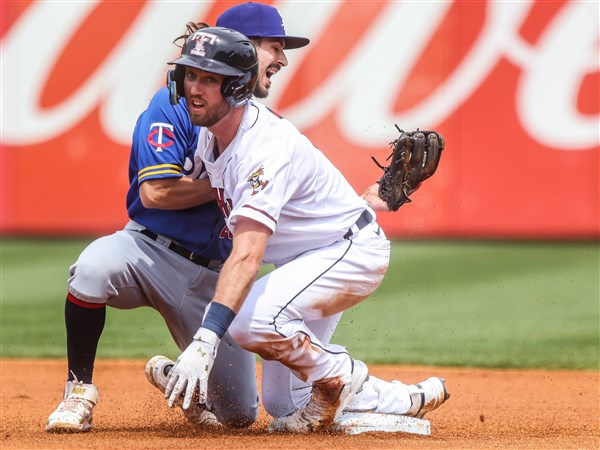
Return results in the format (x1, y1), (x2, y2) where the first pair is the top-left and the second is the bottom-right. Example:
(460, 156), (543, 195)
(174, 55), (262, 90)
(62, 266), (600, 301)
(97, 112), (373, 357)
(190, 32), (218, 57)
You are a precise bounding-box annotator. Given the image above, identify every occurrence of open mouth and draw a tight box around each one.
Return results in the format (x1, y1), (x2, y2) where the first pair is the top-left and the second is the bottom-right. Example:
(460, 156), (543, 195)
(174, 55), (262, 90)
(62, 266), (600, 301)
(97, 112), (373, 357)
(266, 65), (279, 79)
(190, 98), (205, 110)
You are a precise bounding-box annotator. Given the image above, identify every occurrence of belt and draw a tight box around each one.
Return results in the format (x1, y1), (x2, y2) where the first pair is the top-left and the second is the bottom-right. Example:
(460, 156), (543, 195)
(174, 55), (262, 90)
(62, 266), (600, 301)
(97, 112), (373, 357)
(139, 229), (212, 268)
(343, 209), (373, 239)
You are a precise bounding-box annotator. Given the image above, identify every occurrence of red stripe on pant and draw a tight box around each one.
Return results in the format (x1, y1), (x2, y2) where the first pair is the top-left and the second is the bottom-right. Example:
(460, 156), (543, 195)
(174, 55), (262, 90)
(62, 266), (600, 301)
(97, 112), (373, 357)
(67, 292), (105, 309)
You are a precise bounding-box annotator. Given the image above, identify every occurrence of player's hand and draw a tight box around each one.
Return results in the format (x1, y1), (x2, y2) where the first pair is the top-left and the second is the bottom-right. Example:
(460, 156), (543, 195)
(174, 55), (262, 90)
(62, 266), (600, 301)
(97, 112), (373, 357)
(164, 327), (220, 409)
(362, 183), (390, 212)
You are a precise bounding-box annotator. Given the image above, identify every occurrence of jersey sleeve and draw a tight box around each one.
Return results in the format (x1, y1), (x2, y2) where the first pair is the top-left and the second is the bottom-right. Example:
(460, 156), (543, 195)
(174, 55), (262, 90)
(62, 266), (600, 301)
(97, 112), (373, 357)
(228, 141), (298, 233)
(130, 88), (199, 184)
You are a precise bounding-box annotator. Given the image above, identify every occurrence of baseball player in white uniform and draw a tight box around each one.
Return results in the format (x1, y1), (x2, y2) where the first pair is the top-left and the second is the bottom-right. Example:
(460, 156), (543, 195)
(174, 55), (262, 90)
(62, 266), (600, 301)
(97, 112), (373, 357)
(159, 27), (449, 432)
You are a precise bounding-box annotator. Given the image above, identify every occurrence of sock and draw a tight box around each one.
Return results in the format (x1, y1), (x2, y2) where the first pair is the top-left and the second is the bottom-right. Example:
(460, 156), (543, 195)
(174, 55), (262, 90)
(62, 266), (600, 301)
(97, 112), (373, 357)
(65, 294), (106, 384)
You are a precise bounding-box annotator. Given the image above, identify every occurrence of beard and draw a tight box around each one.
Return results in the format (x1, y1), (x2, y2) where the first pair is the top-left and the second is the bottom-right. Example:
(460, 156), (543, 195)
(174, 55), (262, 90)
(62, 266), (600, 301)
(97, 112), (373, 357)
(253, 64), (281, 99)
(187, 97), (231, 127)
(253, 81), (269, 99)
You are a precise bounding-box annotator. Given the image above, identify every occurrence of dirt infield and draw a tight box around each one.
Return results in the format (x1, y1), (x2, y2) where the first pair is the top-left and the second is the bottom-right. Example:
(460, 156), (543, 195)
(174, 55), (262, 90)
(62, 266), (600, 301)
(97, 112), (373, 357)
(1, 359), (598, 449)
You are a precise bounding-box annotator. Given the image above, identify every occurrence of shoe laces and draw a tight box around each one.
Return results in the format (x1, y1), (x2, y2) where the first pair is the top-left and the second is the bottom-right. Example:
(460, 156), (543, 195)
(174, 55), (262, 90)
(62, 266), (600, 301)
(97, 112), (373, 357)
(61, 371), (95, 413)
(56, 397), (93, 415)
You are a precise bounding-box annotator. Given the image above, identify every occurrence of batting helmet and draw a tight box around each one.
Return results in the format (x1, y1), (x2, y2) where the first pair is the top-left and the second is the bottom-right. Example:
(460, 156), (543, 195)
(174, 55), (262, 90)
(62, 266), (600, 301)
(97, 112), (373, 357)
(168, 27), (258, 107)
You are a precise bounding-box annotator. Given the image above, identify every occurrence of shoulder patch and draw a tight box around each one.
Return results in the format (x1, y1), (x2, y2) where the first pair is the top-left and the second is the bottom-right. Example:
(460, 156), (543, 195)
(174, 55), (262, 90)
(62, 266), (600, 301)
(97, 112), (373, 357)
(147, 122), (175, 152)
(247, 165), (269, 195)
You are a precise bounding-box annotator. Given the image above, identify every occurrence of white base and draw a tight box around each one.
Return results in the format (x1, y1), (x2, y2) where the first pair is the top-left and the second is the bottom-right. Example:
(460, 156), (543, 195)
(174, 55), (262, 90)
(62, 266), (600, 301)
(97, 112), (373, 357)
(332, 412), (431, 435)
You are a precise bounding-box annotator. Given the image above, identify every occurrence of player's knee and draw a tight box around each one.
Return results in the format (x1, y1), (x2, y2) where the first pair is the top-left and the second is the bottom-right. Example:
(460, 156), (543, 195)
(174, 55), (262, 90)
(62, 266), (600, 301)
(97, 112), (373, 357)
(71, 236), (129, 280)
(229, 315), (307, 362)
(71, 257), (107, 282)
(69, 254), (124, 302)
(262, 392), (293, 419)
(227, 322), (247, 347)
(70, 260), (112, 293)
(215, 402), (258, 428)
(228, 315), (274, 350)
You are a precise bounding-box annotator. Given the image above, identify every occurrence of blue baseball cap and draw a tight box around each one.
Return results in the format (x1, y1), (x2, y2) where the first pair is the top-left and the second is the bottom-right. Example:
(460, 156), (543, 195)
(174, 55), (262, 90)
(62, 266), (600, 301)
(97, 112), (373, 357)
(217, 2), (309, 50)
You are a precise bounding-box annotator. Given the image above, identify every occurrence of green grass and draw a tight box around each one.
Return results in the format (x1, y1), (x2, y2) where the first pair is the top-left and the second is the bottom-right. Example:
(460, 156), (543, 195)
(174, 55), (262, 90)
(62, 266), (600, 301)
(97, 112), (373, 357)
(334, 241), (599, 370)
(1, 238), (181, 359)
(1, 238), (598, 370)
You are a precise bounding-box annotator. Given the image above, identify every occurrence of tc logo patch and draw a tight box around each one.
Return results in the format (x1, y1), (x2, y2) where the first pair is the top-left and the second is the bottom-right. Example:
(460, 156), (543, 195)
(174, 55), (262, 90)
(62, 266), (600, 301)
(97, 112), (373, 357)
(147, 122), (174, 152)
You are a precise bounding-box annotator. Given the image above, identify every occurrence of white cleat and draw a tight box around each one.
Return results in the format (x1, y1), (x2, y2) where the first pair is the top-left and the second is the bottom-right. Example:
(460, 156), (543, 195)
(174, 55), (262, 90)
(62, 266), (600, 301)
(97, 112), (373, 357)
(145, 355), (220, 427)
(145, 355), (174, 390)
(269, 359), (369, 433)
(405, 377), (450, 419)
(46, 378), (98, 433)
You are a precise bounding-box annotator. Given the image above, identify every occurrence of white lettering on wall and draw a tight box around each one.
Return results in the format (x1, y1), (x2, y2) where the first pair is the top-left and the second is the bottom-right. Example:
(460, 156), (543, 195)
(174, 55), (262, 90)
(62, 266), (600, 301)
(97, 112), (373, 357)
(1, 1), (598, 150)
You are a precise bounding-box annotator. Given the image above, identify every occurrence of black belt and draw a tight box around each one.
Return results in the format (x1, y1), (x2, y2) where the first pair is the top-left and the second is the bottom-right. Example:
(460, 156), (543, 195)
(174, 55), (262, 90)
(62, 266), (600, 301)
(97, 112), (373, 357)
(343, 210), (373, 239)
(139, 229), (212, 268)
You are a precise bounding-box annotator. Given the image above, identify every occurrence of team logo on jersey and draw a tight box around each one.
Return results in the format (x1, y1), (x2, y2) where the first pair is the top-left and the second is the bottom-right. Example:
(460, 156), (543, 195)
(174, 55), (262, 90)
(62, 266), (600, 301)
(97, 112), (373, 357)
(247, 165), (269, 195)
(191, 32), (217, 57)
(213, 187), (233, 239)
(147, 122), (174, 152)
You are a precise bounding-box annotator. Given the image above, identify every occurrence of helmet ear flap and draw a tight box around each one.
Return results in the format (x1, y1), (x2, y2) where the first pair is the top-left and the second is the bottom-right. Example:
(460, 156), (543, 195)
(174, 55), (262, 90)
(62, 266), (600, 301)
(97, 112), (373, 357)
(166, 66), (186, 105)
(221, 71), (257, 107)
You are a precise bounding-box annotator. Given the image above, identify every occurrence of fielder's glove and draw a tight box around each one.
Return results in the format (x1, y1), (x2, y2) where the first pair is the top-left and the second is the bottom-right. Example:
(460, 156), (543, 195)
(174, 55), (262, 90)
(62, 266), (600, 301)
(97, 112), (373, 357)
(165, 327), (220, 409)
(373, 126), (445, 212)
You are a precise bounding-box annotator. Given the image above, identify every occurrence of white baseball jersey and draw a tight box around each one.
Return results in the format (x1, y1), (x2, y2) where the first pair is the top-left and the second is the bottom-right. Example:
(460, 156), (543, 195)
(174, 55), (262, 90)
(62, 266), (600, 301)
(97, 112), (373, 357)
(198, 101), (400, 419)
(199, 100), (366, 266)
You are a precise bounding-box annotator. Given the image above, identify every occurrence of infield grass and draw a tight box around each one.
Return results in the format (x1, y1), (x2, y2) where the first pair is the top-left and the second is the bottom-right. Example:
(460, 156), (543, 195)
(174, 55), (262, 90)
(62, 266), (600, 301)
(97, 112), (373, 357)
(1, 237), (598, 370)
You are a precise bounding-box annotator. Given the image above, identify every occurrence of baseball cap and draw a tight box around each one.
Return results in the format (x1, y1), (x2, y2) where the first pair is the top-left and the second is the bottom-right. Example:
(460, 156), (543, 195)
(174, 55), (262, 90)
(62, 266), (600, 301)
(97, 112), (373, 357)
(217, 2), (309, 50)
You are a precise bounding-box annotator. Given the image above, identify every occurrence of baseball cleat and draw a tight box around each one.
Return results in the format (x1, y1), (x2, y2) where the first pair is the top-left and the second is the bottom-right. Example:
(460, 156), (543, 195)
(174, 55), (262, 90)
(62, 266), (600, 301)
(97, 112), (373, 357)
(269, 359), (369, 433)
(404, 377), (450, 419)
(145, 355), (220, 427)
(145, 355), (174, 390)
(46, 378), (98, 433)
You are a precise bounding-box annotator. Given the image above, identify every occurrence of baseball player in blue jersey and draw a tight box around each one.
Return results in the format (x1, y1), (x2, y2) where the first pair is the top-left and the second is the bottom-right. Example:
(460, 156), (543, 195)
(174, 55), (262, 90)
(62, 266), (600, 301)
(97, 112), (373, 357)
(46, 3), (309, 433)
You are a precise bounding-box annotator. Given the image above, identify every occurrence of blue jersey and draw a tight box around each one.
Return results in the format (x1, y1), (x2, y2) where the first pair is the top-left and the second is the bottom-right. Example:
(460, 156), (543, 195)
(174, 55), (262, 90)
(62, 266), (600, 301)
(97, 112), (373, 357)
(126, 87), (231, 260)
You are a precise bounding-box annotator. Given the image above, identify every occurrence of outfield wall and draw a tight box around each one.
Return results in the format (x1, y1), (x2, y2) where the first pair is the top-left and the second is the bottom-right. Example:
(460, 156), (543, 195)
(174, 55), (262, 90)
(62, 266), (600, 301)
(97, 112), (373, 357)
(1, 1), (598, 238)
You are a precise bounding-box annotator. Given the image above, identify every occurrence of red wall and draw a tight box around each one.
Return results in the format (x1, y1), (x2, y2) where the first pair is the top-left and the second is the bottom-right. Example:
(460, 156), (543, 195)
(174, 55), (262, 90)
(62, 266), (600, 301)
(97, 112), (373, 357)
(1, 1), (598, 238)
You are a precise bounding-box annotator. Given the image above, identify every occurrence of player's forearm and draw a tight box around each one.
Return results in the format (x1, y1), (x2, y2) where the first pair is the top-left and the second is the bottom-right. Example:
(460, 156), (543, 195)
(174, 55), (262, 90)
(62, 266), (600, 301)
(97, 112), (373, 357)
(198, 218), (269, 338)
(192, 250), (260, 343)
(211, 250), (262, 313)
(139, 177), (214, 209)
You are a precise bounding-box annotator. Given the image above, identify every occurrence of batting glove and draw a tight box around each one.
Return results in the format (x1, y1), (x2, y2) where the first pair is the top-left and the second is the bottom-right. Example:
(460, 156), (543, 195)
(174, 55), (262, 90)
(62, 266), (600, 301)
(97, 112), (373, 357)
(164, 327), (220, 410)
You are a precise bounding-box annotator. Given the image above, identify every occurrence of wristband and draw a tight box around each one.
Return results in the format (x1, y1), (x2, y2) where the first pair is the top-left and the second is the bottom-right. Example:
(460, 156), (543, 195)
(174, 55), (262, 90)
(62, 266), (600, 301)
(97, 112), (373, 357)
(201, 302), (236, 339)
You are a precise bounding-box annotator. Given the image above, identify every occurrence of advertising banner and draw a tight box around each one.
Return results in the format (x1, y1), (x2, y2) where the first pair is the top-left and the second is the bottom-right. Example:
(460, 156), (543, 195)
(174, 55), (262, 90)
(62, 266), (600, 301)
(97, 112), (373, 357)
(1, 1), (598, 237)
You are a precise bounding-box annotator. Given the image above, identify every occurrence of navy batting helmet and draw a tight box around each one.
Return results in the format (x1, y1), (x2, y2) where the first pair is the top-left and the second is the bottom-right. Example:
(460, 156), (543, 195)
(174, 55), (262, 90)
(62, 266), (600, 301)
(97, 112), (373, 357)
(168, 27), (258, 107)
